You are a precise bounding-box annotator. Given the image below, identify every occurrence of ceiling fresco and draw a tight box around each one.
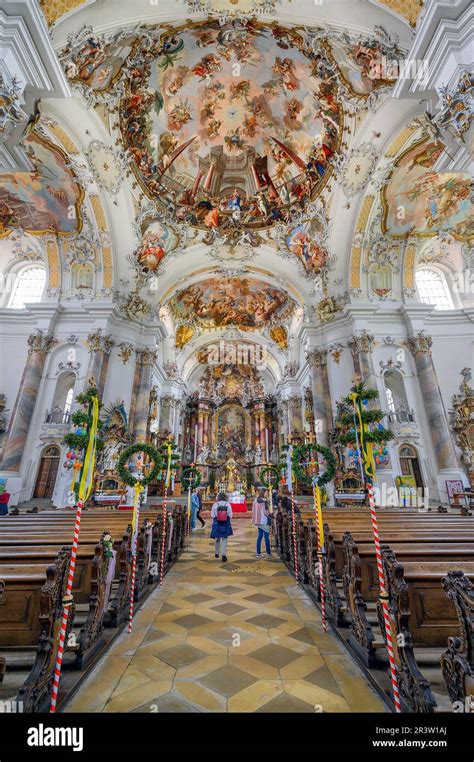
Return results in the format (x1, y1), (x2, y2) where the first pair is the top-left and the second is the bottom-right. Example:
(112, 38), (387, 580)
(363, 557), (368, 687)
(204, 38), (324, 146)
(0, 132), (83, 237)
(382, 138), (474, 240)
(167, 276), (296, 330)
(60, 18), (404, 241)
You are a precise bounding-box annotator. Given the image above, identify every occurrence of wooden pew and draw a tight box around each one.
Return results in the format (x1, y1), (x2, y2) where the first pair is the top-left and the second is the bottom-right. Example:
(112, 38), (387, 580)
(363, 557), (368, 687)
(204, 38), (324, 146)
(273, 506), (474, 713)
(0, 505), (187, 711)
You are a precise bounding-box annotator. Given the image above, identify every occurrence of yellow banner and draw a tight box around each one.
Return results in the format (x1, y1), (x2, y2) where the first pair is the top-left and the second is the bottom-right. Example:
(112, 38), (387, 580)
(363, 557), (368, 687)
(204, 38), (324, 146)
(165, 442), (173, 488)
(78, 395), (99, 503)
(313, 484), (325, 549)
(132, 482), (144, 538)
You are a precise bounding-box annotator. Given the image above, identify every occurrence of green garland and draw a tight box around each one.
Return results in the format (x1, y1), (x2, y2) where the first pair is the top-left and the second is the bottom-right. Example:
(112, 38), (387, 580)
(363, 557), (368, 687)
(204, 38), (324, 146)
(291, 443), (336, 487)
(181, 466), (202, 491)
(116, 443), (163, 487)
(259, 466), (281, 489)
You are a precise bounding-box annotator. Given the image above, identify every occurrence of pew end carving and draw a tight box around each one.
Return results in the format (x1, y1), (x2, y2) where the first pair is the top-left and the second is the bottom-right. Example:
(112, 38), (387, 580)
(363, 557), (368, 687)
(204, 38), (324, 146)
(441, 570), (474, 708)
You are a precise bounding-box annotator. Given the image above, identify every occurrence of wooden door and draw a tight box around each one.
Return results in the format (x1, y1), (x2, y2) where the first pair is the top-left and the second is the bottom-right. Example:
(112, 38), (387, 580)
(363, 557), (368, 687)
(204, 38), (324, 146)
(34, 447), (60, 498)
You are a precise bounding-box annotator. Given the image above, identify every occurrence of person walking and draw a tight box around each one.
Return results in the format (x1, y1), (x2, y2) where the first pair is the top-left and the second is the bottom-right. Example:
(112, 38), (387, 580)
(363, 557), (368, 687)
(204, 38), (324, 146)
(271, 487), (279, 512)
(190, 488), (199, 530)
(196, 487), (206, 528)
(210, 491), (233, 562)
(252, 488), (272, 559)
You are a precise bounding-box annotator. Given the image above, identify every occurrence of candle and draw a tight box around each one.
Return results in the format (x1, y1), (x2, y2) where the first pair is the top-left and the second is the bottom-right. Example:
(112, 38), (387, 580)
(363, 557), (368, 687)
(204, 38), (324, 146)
(264, 428), (269, 463)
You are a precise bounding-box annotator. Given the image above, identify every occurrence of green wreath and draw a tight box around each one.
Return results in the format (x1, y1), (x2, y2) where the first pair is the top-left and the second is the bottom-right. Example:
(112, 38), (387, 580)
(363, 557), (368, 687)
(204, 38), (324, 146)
(259, 466), (281, 489)
(116, 443), (163, 488)
(291, 443), (336, 487)
(181, 466), (202, 491)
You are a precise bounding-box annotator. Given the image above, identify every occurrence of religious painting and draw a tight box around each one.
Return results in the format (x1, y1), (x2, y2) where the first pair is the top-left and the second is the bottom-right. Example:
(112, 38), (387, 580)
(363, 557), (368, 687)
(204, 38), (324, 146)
(217, 405), (247, 459)
(168, 276), (296, 330)
(0, 132), (83, 236)
(383, 139), (474, 239)
(118, 18), (343, 233)
(327, 37), (401, 96)
(176, 324), (194, 349)
(133, 220), (180, 274)
(61, 31), (139, 92)
(269, 325), (288, 349)
(286, 221), (329, 274)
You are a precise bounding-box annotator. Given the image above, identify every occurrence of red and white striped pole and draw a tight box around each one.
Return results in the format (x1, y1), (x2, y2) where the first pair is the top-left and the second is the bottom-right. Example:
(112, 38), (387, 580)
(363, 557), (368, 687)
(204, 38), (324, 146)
(290, 490), (299, 585)
(49, 499), (83, 712)
(367, 481), (401, 712)
(128, 554), (137, 633)
(159, 486), (168, 587)
(128, 500), (140, 634)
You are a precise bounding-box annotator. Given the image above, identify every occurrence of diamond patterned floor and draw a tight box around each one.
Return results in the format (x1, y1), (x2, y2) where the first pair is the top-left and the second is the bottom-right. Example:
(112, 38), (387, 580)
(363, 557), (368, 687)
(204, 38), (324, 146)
(66, 524), (385, 713)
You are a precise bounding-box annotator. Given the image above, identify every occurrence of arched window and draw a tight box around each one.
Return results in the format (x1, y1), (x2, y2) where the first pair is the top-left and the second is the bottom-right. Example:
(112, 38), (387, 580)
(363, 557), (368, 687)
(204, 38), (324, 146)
(385, 387), (395, 413)
(415, 268), (454, 310)
(8, 266), (46, 309)
(64, 387), (74, 413)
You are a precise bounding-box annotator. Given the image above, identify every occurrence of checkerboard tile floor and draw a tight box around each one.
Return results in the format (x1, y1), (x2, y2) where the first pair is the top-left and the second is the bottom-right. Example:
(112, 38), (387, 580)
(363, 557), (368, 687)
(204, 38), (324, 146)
(66, 524), (385, 713)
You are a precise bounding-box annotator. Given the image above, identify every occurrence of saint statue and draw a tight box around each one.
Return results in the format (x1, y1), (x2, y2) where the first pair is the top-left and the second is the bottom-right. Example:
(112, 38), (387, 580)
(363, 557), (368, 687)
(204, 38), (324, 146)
(225, 456), (240, 493)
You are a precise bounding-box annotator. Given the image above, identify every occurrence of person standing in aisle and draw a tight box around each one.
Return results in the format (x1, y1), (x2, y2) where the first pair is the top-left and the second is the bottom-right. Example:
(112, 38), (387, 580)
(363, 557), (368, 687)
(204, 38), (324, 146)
(252, 487), (272, 559)
(210, 491), (233, 562)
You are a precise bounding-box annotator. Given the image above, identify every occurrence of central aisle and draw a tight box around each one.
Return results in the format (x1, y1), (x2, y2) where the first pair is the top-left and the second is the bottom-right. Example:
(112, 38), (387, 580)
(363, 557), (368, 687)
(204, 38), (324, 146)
(67, 522), (385, 713)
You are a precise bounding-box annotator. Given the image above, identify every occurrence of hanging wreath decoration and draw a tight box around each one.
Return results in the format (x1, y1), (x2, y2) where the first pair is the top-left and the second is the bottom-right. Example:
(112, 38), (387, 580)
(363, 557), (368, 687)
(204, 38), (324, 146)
(259, 466), (281, 489)
(291, 443), (336, 487)
(181, 466), (202, 491)
(116, 443), (163, 488)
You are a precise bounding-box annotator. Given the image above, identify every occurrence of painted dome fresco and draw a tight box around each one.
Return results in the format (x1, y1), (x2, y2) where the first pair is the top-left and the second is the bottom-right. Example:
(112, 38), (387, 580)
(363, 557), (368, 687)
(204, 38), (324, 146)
(61, 17), (403, 237)
(117, 19), (343, 231)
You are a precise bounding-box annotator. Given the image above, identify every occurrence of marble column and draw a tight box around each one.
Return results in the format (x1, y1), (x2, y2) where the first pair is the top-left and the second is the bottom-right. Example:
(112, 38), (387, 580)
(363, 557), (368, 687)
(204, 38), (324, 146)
(1, 331), (57, 471)
(408, 332), (459, 471)
(281, 399), (290, 443)
(86, 329), (114, 399)
(288, 395), (303, 437)
(348, 330), (376, 388)
(259, 410), (266, 450)
(306, 350), (331, 446)
(202, 407), (209, 447)
(131, 349), (156, 443)
(158, 395), (173, 435)
(197, 404), (205, 452)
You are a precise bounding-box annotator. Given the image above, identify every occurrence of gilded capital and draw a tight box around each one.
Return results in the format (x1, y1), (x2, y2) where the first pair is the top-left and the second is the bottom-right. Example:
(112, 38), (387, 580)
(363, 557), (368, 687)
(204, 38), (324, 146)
(306, 350), (327, 368)
(27, 331), (57, 355)
(137, 348), (157, 366)
(348, 329), (374, 355)
(86, 328), (114, 354)
(407, 331), (433, 356)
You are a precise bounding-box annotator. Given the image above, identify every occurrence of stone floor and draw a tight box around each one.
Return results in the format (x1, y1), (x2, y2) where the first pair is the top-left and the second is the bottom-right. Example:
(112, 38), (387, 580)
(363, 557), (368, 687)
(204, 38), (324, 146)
(66, 523), (385, 713)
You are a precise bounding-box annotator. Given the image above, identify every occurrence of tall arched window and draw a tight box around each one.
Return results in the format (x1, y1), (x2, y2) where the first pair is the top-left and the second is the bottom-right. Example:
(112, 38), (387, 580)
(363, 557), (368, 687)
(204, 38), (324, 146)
(64, 387), (74, 413)
(415, 268), (454, 310)
(8, 266), (46, 309)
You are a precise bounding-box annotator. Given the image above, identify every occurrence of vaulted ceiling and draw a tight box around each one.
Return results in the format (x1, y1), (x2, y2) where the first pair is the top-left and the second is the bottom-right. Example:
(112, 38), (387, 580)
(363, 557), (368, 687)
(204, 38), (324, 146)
(1, 0), (472, 392)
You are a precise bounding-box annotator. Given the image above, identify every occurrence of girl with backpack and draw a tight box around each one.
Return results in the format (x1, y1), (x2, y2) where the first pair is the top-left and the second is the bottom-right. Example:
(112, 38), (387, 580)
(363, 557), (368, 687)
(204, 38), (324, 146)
(210, 491), (233, 562)
(252, 488), (272, 559)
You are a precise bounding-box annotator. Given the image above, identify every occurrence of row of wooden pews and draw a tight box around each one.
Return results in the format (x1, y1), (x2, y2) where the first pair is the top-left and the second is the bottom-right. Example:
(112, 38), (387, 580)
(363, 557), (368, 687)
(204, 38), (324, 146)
(273, 507), (474, 713)
(0, 504), (187, 712)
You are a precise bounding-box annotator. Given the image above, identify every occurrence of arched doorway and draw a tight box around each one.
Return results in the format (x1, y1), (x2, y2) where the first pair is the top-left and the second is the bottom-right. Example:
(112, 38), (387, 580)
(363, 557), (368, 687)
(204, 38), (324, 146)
(398, 444), (424, 489)
(33, 446), (60, 498)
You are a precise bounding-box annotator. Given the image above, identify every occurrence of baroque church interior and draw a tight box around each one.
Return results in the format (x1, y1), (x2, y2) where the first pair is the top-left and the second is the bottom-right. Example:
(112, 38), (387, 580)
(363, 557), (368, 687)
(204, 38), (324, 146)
(0, 0), (473, 733)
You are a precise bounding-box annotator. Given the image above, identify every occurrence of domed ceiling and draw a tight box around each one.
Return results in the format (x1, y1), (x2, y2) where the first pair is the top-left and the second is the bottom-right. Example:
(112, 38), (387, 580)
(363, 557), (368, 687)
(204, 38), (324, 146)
(122, 18), (342, 229)
(61, 18), (403, 240)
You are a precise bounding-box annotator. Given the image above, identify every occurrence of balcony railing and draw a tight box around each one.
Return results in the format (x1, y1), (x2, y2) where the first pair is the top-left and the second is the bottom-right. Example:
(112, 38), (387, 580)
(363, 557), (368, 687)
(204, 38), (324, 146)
(44, 409), (71, 425)
(386, 407), (416, 425)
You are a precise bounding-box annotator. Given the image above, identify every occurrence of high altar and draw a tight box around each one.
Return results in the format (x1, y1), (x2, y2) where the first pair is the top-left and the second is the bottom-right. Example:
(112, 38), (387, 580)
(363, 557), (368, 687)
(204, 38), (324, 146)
(182, 361), (279, 494)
